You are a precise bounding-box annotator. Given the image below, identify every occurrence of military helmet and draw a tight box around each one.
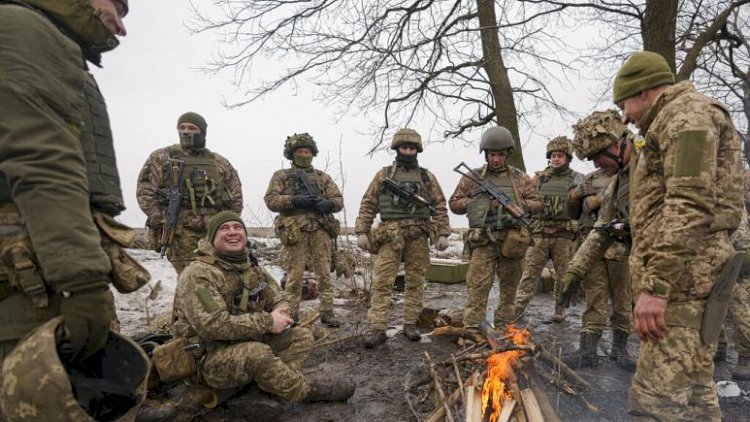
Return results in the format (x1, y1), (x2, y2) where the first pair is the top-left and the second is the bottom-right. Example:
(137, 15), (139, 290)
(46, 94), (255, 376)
(479, 126), (515, 154)
(0, 317), (149, 422)
(390, 128), (423, 153)
(571, 110), (630, 161)
(546, 136), (573, 159)
(283, 133), (319, 159)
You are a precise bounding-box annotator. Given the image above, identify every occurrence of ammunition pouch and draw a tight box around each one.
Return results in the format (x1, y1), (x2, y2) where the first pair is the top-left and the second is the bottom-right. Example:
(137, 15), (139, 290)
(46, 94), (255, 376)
(369, 223), (406, 254)
(151, 337), (198, 383)
(93, 212), (150, 293)
(1, 242), (48, 308)
(319, 216), (341, 239)
(499, 228), (531, 260)
(274, 216), (302, 246)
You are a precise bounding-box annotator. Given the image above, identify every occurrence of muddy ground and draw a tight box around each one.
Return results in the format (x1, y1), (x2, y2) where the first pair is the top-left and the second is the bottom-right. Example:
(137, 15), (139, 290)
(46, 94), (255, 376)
(187, 270), (750, 422)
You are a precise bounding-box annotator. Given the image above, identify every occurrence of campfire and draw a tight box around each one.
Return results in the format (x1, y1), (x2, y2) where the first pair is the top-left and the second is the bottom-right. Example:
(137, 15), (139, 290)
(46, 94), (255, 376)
(409, 319), (596, 422)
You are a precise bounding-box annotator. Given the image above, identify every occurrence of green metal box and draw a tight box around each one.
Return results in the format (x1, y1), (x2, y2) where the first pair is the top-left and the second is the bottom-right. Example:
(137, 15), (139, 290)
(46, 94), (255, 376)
(426, 259), (470, 284)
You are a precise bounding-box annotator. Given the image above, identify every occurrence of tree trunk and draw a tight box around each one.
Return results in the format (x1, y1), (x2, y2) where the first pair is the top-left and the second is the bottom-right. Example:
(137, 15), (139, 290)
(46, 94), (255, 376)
(642, 0), (678, 72)
(476, 0), (526, 171)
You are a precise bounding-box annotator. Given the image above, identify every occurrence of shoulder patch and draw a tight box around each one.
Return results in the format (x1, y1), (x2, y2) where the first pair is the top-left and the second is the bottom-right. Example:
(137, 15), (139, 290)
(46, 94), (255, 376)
(673, 130), (707, 177)
(195, 287), (220, 313)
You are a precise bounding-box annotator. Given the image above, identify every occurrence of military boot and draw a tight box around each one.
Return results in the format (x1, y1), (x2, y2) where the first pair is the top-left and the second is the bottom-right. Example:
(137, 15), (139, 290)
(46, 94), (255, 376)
(562, 332), (600, 369)
(304, 376), (356, 403)
(364, 328), (386, 348)
(320, 310), (341, 328)
(610, 330), (636, 372)
(731, 354), (750, 381)
(714, 342), (728, 362)
(403, 324), (421, 341)
(171, 384), (216, 422)
(551, 305), (566, 323)
(135, 400), (178, 422)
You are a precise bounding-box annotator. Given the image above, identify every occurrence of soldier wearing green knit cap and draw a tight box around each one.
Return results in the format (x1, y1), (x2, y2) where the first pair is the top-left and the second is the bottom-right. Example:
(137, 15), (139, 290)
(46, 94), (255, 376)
(137, 112), (244, 274)
(615, 51), (743, 421)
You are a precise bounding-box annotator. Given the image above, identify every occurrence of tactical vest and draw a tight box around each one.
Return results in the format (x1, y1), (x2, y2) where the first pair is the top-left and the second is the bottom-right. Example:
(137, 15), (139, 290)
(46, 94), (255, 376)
(534, 167), (575, 221)
(466, 167), (519, 229)
(166, 147), (230, 215)
(81, 72), (124, 216)
(613, 167), (630, 221)
(279, 167), (326, 216)
(578, 169), (613, 230)
(378, 165), (431, 221)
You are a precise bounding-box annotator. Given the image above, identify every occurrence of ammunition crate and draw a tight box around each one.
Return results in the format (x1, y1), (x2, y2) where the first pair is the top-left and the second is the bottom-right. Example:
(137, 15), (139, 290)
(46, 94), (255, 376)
(426, 259), (470, 284)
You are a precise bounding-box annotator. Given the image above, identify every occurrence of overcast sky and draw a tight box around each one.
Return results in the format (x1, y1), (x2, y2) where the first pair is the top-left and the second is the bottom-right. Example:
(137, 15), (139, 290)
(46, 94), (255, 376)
(93, 2), (603, 229)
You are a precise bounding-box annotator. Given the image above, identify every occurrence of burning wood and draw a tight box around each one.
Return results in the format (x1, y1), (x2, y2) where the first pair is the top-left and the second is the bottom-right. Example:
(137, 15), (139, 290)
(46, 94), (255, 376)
(480, 323), (531, 422)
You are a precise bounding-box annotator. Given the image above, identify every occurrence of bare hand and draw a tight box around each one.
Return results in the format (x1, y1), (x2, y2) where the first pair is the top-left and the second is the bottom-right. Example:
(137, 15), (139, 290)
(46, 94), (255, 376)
(270, 306), (294, 334)
(633, 293), (668, 342)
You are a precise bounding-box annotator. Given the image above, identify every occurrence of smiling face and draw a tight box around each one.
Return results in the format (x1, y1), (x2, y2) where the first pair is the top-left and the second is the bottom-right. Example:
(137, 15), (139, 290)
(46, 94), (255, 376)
(549, 151), (568, 168)
(212, 221), (247, 255)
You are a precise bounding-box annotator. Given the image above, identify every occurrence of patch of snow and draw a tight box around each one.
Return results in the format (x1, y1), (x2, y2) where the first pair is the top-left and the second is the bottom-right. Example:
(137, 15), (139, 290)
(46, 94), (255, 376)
(717, 381), (742, 398)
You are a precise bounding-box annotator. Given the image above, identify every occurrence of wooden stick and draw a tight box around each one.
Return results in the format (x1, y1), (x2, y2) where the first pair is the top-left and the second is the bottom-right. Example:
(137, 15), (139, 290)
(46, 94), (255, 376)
(537, 347), (591, 390)
(519, 389), (544, 422)
(313, 332), (362, 349)
(300, 310), (320, 327)
(451, 355), (466, 403)
(424, 351), (456, 422)
(423, 386), (462, 422)
(405, 392), (421, 422)
(497, 399), (517, 422)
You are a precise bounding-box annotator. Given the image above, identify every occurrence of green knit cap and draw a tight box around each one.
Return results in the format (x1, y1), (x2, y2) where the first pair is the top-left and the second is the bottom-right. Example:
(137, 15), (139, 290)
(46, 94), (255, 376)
(613, 52), (674, 103)
(207, 211), (246, 243)
(177, 112), (207, 135)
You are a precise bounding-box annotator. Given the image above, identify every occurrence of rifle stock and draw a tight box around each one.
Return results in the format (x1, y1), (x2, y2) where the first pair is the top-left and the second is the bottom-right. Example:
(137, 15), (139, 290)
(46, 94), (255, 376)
(381, 178), (436, 214)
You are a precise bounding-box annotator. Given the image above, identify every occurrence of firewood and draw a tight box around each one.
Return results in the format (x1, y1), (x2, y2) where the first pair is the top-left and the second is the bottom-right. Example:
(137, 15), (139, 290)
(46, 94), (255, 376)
(497, 399), (516, 422)
(424, 351), (456, 422)
(537, 347), (591, 390)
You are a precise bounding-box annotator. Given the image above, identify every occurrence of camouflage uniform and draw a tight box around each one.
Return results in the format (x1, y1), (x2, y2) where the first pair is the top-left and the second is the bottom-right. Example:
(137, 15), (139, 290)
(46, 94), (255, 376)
(627, 81), (743, 420)
(450, 164), (541, 329)
(514, 157), (584, 319)
(137, 144), (243, 273)
(172, 240), (313, 402)
(264, 163), (342, 317)
(355, 163), (450, 331)
(729, 209), (750, 361)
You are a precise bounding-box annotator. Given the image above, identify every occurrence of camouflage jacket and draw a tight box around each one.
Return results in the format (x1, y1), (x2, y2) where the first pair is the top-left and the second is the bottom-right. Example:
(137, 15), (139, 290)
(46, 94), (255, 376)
(449, 164), (542, 221)
(136, 145), (243, 224)
(567, 166), (630, 277)
(172, 240), (287, 342)
(264, 165), (343, 230)
(630, 81), (743, 300)
(354, 163), (450, 236)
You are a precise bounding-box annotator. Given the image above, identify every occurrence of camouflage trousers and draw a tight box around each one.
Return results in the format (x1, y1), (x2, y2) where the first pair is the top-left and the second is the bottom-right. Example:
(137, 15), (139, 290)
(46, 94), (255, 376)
(464, 242), (523, 328)
(514, 236), (573, 311)
(283, 228), (333, 315)
(727, 276), (750, 355)
(629, 300), (719, 421)
(368, 234), (429, 330)
(200, 326), (314, 403)
(581, 258), (631, 335)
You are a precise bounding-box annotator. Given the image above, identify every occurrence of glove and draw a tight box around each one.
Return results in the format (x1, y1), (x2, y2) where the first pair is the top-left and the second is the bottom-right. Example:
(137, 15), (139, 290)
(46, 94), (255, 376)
(435, 236), (449, 251)
(570, 181), (593, 201)
(315, 199), (335, 214)
(292, 195), (318, 210)
(59, 286), (115, 360)
(557, 272), (583, 308)
(582, 195), (602, 213)
(357, 234), (371, 252)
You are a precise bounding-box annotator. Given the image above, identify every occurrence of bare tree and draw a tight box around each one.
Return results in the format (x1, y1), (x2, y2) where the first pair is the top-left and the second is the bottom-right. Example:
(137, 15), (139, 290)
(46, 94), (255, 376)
(189, 0), (578, 170)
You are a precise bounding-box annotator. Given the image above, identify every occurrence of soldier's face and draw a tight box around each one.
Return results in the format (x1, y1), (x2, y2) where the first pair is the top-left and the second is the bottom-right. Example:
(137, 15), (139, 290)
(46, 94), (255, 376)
(294, 147), (313, 157)
(618, 92), (650, 128)
(178, 122), (201, 135)
(486, 151), (507, 168)
(549, 151), (568, 168)
(91, 0), (127, 36)
(591, 143), (620, 176)
(397, 146), (418, 157)
(213, 221), (247, 255)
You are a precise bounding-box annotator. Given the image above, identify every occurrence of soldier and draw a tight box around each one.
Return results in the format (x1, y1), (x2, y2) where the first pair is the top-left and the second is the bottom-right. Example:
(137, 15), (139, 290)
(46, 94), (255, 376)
(137, 112), (243, 274)
(0, 0), (148, 420)
(728, 206), (750, 381)
(169, 211), (354, 420)
(355, 129), (450, 347)
(265, 133), (343, 327)
(450, 127), (542, 333)
(557, 110), (635, 371)
(615, 52), (742, 420)
(513, 137), (584, 323)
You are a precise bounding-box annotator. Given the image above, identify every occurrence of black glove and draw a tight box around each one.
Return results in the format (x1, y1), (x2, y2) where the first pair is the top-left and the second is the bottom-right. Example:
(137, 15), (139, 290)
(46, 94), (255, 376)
(59, 286), (115, 360)
(557, 272), (583, 308)
(292, 195), (319, 210)
(315, 199), (335, 214)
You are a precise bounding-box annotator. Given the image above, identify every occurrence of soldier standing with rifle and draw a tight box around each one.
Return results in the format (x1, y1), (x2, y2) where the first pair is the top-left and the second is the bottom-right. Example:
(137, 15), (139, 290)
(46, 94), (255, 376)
(449, 126), (541, 334)
(513, 136), (584, 323)
(355, 128), (450, 347)
(557, 110), (636, 371)
(137, 112), (243, 274)
(265, 133), (343, 327)
(615, 51), (742, 420)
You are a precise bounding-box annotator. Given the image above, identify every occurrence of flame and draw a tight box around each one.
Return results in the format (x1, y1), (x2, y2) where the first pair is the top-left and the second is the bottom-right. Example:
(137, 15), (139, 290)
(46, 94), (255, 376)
(480, 324), (530, 422)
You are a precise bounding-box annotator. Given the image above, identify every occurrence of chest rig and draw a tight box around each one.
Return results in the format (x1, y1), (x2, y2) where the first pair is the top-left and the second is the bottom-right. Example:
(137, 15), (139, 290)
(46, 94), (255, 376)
(466, 166), (520, 229)
(378, 164), (431, 220)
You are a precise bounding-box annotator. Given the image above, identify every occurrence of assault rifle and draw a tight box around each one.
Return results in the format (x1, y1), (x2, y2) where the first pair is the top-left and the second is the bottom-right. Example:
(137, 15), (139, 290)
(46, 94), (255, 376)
(593, 219), (630, 246)
(296, 169), (339, 270)
(452, 162), (531, 230)
(159, 159), (184, 257)
(381, 178), (436, 214)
